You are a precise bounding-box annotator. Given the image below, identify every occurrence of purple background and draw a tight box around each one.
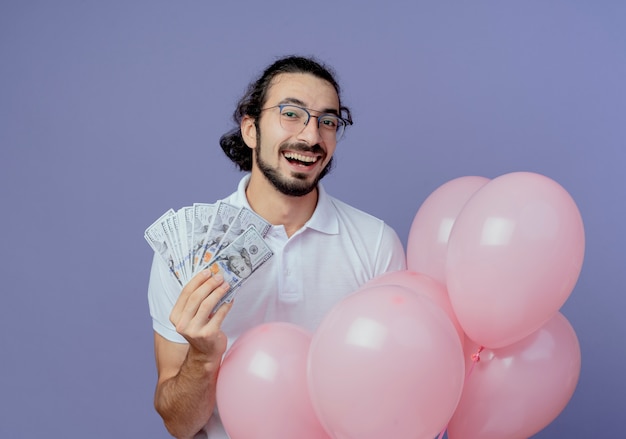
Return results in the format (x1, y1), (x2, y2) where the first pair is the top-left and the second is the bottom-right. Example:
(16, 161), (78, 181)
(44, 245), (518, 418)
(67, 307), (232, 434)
(1, 1), (624, 437)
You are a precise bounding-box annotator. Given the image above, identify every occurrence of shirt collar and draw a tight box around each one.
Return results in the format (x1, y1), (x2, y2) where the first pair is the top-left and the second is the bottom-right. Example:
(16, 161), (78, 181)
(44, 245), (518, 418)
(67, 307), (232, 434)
(232, 174), (339, 235)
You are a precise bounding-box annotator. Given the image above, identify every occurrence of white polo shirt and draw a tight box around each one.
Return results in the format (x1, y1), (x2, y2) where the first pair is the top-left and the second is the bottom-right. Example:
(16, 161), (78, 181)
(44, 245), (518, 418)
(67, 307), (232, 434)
(147, 175), (406, 437)
(149, 174), (406, 342)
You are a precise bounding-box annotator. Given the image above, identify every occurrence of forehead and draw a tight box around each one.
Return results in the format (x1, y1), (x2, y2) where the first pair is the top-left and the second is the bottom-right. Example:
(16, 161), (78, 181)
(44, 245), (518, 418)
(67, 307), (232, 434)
(265, 73), (339, 110)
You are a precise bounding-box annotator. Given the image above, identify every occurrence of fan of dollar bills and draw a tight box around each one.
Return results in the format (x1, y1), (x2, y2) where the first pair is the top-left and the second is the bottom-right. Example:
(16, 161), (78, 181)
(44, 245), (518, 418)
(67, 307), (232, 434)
(144, 201), (274, 309)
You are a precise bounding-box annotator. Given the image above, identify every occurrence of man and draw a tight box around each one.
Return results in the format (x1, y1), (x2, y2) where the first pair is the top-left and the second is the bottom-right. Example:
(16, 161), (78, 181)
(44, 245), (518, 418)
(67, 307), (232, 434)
(147, 55), (406, 438)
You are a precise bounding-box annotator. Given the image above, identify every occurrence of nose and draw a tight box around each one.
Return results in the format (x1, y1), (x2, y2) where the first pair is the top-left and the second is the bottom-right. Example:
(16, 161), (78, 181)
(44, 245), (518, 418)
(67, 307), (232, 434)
(297, 115), (324, 145)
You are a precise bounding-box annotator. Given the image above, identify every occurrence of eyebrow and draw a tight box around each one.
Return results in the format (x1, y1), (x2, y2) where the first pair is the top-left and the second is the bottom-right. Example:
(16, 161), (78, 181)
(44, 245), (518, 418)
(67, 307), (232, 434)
(278, 97), (340, 116)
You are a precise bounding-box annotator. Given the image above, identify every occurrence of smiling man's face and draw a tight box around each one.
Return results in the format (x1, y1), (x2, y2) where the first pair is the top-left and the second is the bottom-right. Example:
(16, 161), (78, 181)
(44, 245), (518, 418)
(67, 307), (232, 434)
(248, 72), (340, 197)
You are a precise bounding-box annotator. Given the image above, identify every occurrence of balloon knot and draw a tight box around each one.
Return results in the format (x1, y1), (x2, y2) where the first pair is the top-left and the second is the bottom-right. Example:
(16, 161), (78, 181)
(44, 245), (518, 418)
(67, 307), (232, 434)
(471, 346), (485, 363)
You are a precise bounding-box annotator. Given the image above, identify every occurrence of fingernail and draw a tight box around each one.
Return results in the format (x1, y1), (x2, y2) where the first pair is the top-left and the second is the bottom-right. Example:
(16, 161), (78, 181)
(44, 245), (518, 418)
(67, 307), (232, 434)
(213, 273), (224, 282)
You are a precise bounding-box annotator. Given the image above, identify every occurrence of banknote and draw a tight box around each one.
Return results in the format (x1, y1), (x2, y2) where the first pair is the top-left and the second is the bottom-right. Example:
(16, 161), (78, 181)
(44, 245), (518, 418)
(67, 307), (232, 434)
(190, 203), (216, 275)
(145, 202), (274, 296)
(198, 225), (274, 311)
(197, 201), (239, 269)
(144, 208), (183, 286)
(215, 205), (272, 254)
(179, 206), (195, 278)
(164, 215), (187, 282)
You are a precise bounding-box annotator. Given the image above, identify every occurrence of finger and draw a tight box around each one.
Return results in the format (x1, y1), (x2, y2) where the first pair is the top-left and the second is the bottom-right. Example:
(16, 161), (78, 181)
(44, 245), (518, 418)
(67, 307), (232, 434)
(171, 275), (224, 327)
(209, 299), (234, 327)
(194, 280), (232, 324)
(170, 271), (224, 325)
(173, 278), (230, 334)
(175, 281), (231, 341)
(193, 297), (233, 345)
(175, 268), (213, 307)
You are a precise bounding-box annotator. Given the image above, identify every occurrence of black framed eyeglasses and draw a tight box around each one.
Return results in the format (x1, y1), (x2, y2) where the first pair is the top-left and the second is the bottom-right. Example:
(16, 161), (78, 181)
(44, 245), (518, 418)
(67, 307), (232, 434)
(261, 104), (353, 142)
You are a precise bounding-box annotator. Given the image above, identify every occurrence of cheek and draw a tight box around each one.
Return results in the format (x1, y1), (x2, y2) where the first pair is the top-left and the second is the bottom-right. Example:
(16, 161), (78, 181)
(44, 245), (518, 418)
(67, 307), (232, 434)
(325, 144), (337, 160)
(258, 120), (288, 145)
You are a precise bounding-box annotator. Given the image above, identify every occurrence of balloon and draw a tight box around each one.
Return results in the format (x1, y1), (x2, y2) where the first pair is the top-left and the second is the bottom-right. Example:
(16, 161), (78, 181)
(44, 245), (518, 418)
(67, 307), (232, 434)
(447, 312), (581, 439)
(407, 176), (490, 285)
(362, 270), (465, 346)
(446, 172), (585, 348)
(217, 322), (330, 439)
(308, 285), (465, 439)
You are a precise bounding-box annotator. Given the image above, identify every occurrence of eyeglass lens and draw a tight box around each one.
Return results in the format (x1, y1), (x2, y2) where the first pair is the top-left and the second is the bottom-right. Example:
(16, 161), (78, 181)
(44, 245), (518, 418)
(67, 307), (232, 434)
(278, 105), (345, 141)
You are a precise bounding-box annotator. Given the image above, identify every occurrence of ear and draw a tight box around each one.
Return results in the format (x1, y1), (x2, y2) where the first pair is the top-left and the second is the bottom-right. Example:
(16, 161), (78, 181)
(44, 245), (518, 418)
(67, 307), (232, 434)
(241, 115), (257, 149)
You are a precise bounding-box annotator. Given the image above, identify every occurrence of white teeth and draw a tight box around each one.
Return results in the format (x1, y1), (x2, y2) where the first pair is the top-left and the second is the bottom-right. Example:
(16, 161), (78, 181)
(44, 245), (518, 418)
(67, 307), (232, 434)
(283, 152), (318, 163)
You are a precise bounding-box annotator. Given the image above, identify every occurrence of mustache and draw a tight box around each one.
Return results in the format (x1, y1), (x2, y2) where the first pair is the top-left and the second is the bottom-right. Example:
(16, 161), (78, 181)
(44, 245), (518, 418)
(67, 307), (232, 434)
(279, 142), (324, 155)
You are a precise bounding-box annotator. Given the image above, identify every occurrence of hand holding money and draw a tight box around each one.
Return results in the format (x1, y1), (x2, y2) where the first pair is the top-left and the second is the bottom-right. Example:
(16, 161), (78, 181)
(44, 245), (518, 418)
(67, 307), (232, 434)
(169, 269), (232, 357)
(145, 202), (273, 311)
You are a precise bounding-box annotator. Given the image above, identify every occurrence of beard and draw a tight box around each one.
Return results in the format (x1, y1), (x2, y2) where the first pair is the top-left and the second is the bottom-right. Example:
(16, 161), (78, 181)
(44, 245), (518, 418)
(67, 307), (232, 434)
(254, 137), (334, 197)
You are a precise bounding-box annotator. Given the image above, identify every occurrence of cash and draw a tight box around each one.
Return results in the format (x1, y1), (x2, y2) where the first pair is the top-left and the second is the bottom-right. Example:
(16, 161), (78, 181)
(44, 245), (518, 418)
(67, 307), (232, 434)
(145, 203), (273, 309)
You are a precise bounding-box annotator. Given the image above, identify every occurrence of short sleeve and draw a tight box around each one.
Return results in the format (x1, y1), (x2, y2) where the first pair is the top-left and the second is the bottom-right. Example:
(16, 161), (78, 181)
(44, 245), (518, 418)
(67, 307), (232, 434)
(375, 223), (407, 275)
(147, 254), (187, 343)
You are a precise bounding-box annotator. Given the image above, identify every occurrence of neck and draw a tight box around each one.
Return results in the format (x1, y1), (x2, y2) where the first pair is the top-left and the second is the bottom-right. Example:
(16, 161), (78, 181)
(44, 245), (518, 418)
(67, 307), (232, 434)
(245, 171), (319, 237)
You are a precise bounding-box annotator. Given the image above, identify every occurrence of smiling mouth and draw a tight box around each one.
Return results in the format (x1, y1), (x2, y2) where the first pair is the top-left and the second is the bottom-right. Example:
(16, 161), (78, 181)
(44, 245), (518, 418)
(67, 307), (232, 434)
(283, 151), (321, 166)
